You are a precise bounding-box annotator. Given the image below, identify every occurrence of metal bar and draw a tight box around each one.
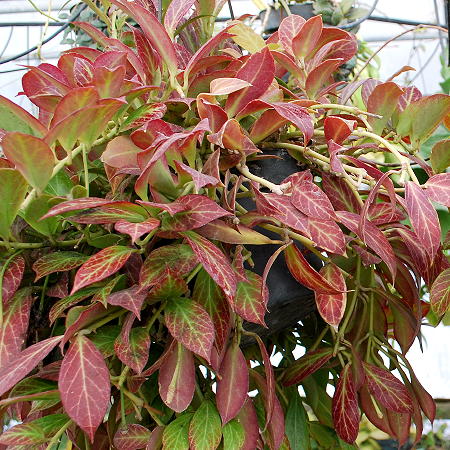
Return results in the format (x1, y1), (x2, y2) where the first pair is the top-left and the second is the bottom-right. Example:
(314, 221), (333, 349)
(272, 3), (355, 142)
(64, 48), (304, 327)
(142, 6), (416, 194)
(0, 22), (65, 27)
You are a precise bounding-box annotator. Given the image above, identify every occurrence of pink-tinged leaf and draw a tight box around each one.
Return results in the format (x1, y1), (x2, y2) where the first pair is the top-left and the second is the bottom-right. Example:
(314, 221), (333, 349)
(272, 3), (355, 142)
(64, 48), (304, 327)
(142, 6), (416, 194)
(291, 180), (336, 220)
(2, 132), (54, 191)
(225, 48), (275, 117)
(363, 362), (413, 414)
(387, 410), (411, 447)
(332, 364), (359, 444)
(158, 342), (195, 413)
(307, 217), (346, 255)
(183, 231), (237, 300)
(108, 285), (148, 320)
(405, 181), (441, 260)
(139, 244), (198, 289)
(114, 424), (151, 450)
(305, 58), (343, 99)
(430, 139), (450, 173)
(51, 87), (98, 126)
(237, 398), (259, 450)
(197, 96), (228, 134)
(292, 15), (323, 59)
(114, 218), (160, 244)
(114, 313), (150, 374)
(278, 15), (306, 55)
(93, 65), (126, 98)
(424, 173), (450, 207)
(0, 288), (32, 367)
(250, 108), (288, 143)
(59, 335), (110, 442)
(101, 135), (143, 170)
(49, 287), (99, 324)
(430, 268), (450, 316)
(397, 85), (422, 112)
(161, 195), (232, 232)
(174, 160), (219, 190)
(188, 400), (222, 450)
(367, 82), (404, 134)
(69, 202), (149, 225)
(71, 246), (136, 294)
(315, 265), (346, 329)
(0, 335), (63, 396)
(164, 0), (196, 36)
(324, 116), (356, 145)
(411, 374), (436, 422)
(233, 271), (268, 326)
(1, 255), (25, 304)
(0, 94), (46, 136)
(192, 269), (231, 356)
(368, 202), (405, 225)
(336, 211), (397, 278)
(146, 426), (164, 450)
(216, 342), (249, 424)
(109, 0), (178, 76)
(283, 348), (333, 386)
(41, 198), (114, 219)
(360, 385), (394, 436)
(165, 297), (214, 362)
(284, 243), (343, 294)
(62, 302), (110, 347)
(33, 251), (88, 281)
(322, 174), (360, 213)
(210, 78), (252, 95)
(47, 273), (69, 298)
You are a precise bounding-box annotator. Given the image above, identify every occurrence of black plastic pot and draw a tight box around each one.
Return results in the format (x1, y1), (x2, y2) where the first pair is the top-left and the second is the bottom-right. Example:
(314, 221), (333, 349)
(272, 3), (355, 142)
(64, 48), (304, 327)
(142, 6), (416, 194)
(259, 3), (316, 34)
(240, 149), (322, 342)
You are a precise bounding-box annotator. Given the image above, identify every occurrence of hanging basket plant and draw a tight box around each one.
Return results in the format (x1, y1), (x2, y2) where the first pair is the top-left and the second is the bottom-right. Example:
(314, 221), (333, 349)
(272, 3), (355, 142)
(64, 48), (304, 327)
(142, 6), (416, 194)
(0, 0), (449, 448)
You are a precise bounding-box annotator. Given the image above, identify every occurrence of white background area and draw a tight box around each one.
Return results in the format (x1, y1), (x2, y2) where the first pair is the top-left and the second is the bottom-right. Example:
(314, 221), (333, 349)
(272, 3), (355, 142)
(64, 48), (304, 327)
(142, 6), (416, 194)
(0, 0), (449, 399)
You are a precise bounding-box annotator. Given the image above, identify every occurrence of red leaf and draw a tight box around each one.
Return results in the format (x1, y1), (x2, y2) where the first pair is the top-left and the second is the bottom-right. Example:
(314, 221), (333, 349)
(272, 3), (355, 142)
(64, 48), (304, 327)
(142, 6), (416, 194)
(332, 364), (359, 444)
(33, 251), (88, 281)
(292, 15), (323, 59)
(197, 95), (228, 134)
(47, 273), (69, 298)
(108, 285), (149, 319)
(174, 160), (220, 190)
(225, 47), (275, 117)
(411, 374), (436, 422)
(315, 264), (347, 329)
(324, 116), (356, 145)
(283, 348), (333, 386)
(363, 363), (413, 414)
(113, 424), (151, 450)
(430, 268), (450, 316)
(2, 132), (54, 191)
(232, 271), (268, 326)
(336, 211), (397, 278)
(101, 135), (143, 170)
(210, 77), (253, 95)
(164, 0), (196, 36)
(71, 246), (136, 294)
(305, 58), (343, 99)
(59, 335), (110, 442)
(424, 173), (450, 207)
(158, 342), (195, 413)
(387, 410), (411, 447)
(0, 335), (63, 397)
(69, 202), (148, 225)
(284, 243), (343, 294)
(114, 218), (160, 244)
(405, 182), (441, 260)
(165, 297), (214, 362)
(183, 231), (237, 300)
(307, 217), (346, 255)
(360, 385), (394, 436)
(291, 180), (336, 221)
(139, 244), (198, 289)
(146, 426), (164, 450)
(368, 202), (405, 225)
(217, 342), (249, 424)
(0, 288), (32, 366)
(237, 398), (260, 450)
(41, 198), (115, 219)
(1, 254), (25, 304)
(161, 194), (232, 231)
(322, 174), (361, 213)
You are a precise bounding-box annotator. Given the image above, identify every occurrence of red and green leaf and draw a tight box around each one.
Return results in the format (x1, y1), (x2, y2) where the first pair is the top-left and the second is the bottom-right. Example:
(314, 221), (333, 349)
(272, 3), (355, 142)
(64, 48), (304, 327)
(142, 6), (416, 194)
(188, 400), (222, 450)
(424, 173), (450, 207)
(113, 424), (152, 450)
(291, 180), (336, 221)
(162, 413), (193, 449)
(59, 335), (111, 442)
(33, 251), (88, 281)
(108, 285), (149, 319)
(71, 246), (135, 294)
(292, 15), (323, 59)
(1, 254), (25, 304)
(430, 139), (450, 173)
(430, 268), (450, 316)
(165, 297), (214, 362)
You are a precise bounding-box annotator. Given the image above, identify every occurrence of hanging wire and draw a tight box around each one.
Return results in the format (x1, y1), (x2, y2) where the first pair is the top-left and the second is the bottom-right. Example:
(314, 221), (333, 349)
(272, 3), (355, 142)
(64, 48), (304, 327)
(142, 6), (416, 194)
(227, 0), (235, 20)
(339, 0), (379, 30)
(433, 0), (446, 53)
(0, 3), (87, 65)
(0, 27), (13, 60)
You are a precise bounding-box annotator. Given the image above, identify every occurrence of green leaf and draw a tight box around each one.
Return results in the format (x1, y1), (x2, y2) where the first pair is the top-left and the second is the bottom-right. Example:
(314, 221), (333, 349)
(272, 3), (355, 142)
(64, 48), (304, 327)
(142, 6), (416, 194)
(162, 413), (193, 450)
(89, 325), (121, 357)
(45, 170), (74, 197)
(0, 168), (28, 240)
(188, 400), (222, 450)
(22, 195), (61, 237)
(222, 419), (245, 450)
(0, 414), (69, 446)
(430, 139), (450, 173)
(309, 422), (339, 449)
(286, 390), (309, 450)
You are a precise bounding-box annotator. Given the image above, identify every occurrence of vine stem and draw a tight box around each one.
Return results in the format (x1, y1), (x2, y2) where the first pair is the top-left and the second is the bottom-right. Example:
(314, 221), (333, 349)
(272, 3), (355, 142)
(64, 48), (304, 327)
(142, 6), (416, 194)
(237, 163), (290, 195)
(0, 238), (86, 250)
(309, 103), (382, 118)
(21, 127), (119, 211)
